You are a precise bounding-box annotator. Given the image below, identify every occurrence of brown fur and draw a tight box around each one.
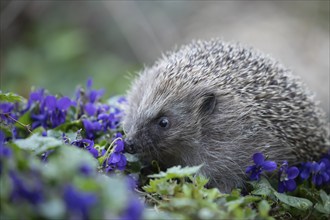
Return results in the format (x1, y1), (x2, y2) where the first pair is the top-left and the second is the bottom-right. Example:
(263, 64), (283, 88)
(123, 39), (329, 192)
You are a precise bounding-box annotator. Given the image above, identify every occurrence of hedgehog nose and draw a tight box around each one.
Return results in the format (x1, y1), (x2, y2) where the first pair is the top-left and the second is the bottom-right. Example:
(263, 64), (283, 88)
(124, 138), (136, 154)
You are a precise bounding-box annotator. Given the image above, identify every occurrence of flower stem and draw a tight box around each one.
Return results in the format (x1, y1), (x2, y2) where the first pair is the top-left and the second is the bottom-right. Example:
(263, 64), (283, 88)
(1, 112), (32, 133)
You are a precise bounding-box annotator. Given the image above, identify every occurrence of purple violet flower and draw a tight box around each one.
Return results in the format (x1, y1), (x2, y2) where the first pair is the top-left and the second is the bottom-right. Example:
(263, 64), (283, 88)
(120, 197), (144, 220)
(278, 161), (299, 193)
(299, 161), (313, 180)
(79, 164), (93, 176)
(84, 103), (97, 116)
(117, 96), (127, 104)
(107, 152), (127, 171)
(299, 151), (330, 186)
(43, 95), (57, 112)
(29, 89), (44, 102)
(126, 175), (138, 191)
(71, 138), (99, 158)
(310, 161), (329, 186)
(245, 152), (277, 181)
(320, 155), (330, 185)
(97, 112), (120, 131)
(0, 131), (11, 158)
(105, 134), (127, 172)
(57, 97), (72, 111)
(86, 78), (104, 103)
(40, 150), (54, 163)
(82, 120), (102, 140)
(0, 131), (11, 174)
(21, 89), (45, 113)
(63, 185), (98, 220)
(88, 147), (99, 158)
(0, 102), (17, 125)
(9, 170), (43, 205)
(114, 137), (124, 152)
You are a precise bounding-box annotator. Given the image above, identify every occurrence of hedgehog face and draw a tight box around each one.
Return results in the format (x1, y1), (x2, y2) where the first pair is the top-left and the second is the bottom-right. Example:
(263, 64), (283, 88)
(123, 79), (218, 166)
(123, 97), (193, 164)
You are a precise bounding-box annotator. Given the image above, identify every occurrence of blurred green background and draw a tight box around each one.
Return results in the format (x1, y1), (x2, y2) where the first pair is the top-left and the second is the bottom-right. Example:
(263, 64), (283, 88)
(1, 1), (143, 97)
(0, 1), (329, 119)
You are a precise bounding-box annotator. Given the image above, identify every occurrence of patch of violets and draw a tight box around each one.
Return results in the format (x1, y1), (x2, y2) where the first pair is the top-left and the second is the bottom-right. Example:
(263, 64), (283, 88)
(299, 152), (330, 186)
(1, 79), (127, 171)
(0, 80), (143, 220)
(78, 79), (125, 140)
(73, 79), (128, 172)
(27, 89), (73, 129)
(246, 151), (330, 193)
(0, 89), (73, 133)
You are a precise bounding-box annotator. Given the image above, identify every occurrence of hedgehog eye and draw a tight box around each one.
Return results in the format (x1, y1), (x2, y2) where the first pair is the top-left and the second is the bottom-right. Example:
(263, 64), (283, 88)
(158, 117), (170, 129)
(200, 93), (216, 115)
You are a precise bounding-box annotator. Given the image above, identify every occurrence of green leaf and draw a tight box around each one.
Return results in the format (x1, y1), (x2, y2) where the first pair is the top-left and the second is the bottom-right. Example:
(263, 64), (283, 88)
(143, 178), (179, 195)
(314, 203), (330, 215)
(258, 200), (270, 217)
(169, 198), (197, 209)
(250, 178), (273, 196)
(193, 175), (209, 188)
(125, 153), (140, 162)
(43, 144), (98, 179)
(243, 195), (261, 203)
(204, 188), (221, 201)
(53, 120), (82, 132)
(15, 111), (32, 129)
(273, 191), (313, 210)
(14, 133), (63, 154)
(0, 92), (25, 103)
(0, 125), (12, 137)
(182, 184), (193, 197)
(319, 189), (330, 205)
(314, 190), (330, 215)
(46, 130), (76, 142)
(197, 207), (217, 219)
(226, 197), (245, 212)
(148, 164), (203, 179)
(39, 198), (65, 219)
(97, 175), (131, 212)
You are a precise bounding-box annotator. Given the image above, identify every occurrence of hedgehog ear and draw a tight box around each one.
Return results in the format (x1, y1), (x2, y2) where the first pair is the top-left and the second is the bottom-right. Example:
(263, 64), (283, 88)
(199, 93), (216, 115)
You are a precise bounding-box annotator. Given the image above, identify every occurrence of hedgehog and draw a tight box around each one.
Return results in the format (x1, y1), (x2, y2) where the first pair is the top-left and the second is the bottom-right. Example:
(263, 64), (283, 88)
(122, 39), (329, 192)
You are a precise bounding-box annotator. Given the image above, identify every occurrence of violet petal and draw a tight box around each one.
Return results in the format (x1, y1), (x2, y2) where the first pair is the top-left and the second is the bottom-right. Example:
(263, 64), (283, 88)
(285, 179), (297, 192)
(287, 167), (299, 180)
(45, 96), (57, 111)
(253, 153), (264, 165)
(262, 161), (277, 171)
(57, 97), (72, 111)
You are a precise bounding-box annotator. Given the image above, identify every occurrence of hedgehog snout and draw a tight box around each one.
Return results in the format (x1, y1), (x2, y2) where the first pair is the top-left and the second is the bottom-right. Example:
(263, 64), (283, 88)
(124, 138), (136, 154)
